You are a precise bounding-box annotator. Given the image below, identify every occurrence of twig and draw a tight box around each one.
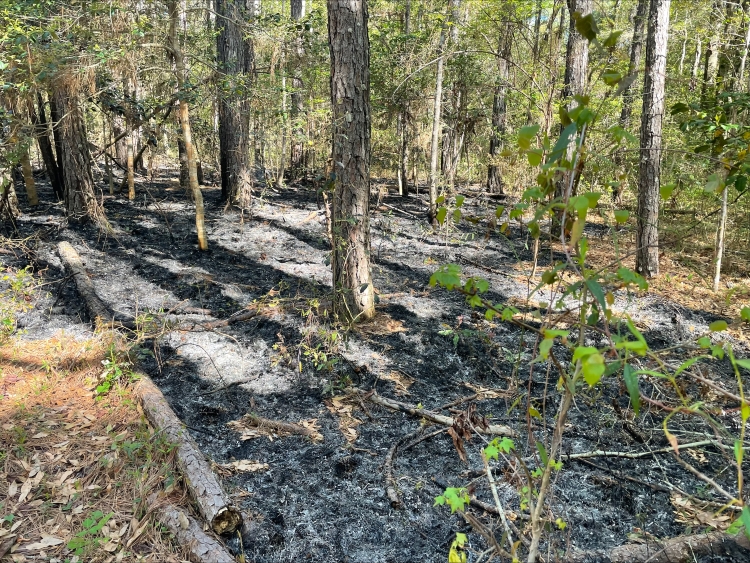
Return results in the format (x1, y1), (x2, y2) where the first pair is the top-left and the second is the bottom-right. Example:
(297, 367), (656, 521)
(378, 201), (419, 219)
(384, 428), (422, 508)
(402, 428), (446, 450)
(563, 440), (720, 460)
(439, 394), (479, 411)
(572, 457), (671, 493)
(353, 388), (516, 437)
(482, 451), (514, 550)
(671, 453), (737, 503)
(240, 414), (315, 438)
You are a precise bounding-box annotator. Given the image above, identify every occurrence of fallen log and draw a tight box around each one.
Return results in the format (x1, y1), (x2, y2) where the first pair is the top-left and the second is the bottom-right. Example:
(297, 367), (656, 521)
(353, 389), (516, 437)
(136, 375), (242, 535)
(57, 241), (119, 323)
(566, 530), (750, 563)
(151, 499), (236, 563)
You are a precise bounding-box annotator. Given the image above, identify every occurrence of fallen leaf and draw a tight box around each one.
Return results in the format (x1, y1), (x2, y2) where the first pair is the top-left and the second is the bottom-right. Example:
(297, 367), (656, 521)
(8, 481), (18, 498)
(18, 480), (33, 503)
(219, 460), (270, 473)
(31, 432), (48, 439)
(22, 535), (64, 551)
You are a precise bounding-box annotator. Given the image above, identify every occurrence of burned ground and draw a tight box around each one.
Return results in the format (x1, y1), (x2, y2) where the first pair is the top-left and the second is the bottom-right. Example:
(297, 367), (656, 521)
(3, 169), (750, 563)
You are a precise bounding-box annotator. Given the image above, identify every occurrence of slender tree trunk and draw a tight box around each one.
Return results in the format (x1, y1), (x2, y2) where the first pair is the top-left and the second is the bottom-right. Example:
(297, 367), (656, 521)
(29, 94), (64, 200)
(702, 0), (721, 100)
(103, 113), (114, 195)
(328, 0), (375, 322)
(126, 131), (135, 200)
(613, 0), (647, 202)
(690, 39), (702, 91)
(487, 24), (511, 194)
(53, 78), (102, 223)
(290, 0), (306, 178)
(216, 0), (253, 208)
(636, 0), (671, 278)
(428, 0), (458, 223)
(48, 93), (66, 186)
(713, 181), (729, 291)
(553, 0), (591, 228)
(397, 110), (409, 196)
(739, 5), (750, 88)
(20, 151), (38, 206)
(169, 0), (208, 250)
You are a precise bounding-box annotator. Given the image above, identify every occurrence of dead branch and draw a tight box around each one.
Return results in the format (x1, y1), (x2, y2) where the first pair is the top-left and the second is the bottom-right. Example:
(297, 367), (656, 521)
(563, 440), (719, 460)
(384, 428), (423, 508)
(240, 413), (316, 438)
(566, 530), (750, 563)
(135, 375), (242, 535)
(151, 500), (236, 563)
(202, 309), (259, 329)
(353, 389), (516, 437)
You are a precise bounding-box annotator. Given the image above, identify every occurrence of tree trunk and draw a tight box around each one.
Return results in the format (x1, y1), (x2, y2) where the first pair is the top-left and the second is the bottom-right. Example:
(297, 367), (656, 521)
(169, 0), (208, 250)
(613, 0), (647, 201)
(397, 110), (409, 196)
(428, 0), (458, 223)
(29, 94), (64, 201)
(53, 78), (102, 224)
(290, 0), (306, 179)
(702, 0), (721, 100)
(690, 39), (702, 91)
(216, 0), (253, 208)
(553, 0), (591, 228)
(636, 0), (671, 278)
(713, 182), (729, 291)
(487, 24), (511, 194)
(20, 151), (38, 206)
(48, 93), (66, 187)
(328, 0), (375, 322)
(0, 169), (20, 221)
(126, 131), (135, 200)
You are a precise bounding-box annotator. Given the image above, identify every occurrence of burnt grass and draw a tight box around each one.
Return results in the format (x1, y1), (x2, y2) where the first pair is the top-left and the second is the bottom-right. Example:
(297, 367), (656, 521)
(4, 168), (750, 563)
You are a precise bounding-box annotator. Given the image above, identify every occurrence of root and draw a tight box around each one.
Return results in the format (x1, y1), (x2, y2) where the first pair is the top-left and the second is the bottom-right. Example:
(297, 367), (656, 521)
(384, 428), (423, 508)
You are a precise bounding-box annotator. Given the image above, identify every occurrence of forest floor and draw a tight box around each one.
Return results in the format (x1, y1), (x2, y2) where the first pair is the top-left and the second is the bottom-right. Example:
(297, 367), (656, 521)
(2, 166), (750, 563)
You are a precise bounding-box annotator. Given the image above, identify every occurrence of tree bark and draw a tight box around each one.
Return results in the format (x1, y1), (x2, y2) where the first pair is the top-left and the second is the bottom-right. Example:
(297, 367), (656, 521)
(29, 94), (64, 201)
(636, 0), (671, 278)
(428, 0), (458, 223)
(690, 39), (702, 91)
(702, 0), (721, 100)
(216, 0), (254, 208)
(20, 150), (38, 206)
(169, 0), (208, 250)
(136, 374), (242, 535)
(713, 180), (729, 291)
(290, 0), (306, 178)
(0, 169), (19, 221)
(613, 0), (647, 201)
(328, 0), (375, 322)
(53, 78), (102, 223)
(487, 24), (511, 194)
(47, 93), (66, 189)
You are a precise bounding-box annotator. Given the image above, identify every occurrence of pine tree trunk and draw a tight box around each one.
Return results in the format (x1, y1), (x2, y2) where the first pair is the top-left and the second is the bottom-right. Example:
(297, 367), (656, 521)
(0, 169), (20, 221)
(328, 0), (375, 322)
(29, 94), (64, 201)
(20, 151), (38, 206)
(216, 0), (253, 208)
(48, 93), (66, 187)
(613, 0), (647, 201)
(487, 25), (511, 194)
(636, 0), (671, 278)
(53, 79), (102, 223)
(169, 0), (208, 250)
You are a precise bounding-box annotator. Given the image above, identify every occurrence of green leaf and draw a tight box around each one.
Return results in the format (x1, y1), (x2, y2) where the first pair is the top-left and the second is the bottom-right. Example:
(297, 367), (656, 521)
(573, 346), (598, 361)
(569, 219), (585, 246)
(742, 307), (750, 322)
(735, 440), (744, 465)
(671, 102), (690, 115)
(697, 336), (711, 348)
(527, 149), (543, 166)
(452, 209), (462, 223)
(705, 173), (724, 193)
(623, 364), (640, 415)
(660, 183), (676, 200)
(455, 195), (465, 208)
(536, 441), (549, 467)
(603, 71), (622, 86)
(498, 437), (515, 453)
(710, 320), (728, 332)
(575, 12), (599, 41)
(741, 506), (750, 540)
(582, 352), (606, 386)
(734, 359), (750, 371)
(614, 209), (630, 224)
(742, 403), (750, 422)
(547, 123), (578, 164)
(539, 338), (554, 359)
(484, 442), (499, 461)
(601, 30), (623, 47)
(495, 205), (505, 219)
(436, 207), (448, 225)
(518, 124), (540, 150)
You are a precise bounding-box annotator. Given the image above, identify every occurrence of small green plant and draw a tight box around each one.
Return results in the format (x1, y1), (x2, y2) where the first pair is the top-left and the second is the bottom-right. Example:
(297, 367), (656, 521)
(95, 346), (139, 398)
(66, 510), (114, 555)
(0, 266), (35, 342)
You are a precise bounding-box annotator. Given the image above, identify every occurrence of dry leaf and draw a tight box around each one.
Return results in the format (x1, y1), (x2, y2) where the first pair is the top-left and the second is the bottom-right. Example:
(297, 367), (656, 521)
(31, 432), (48, 439)
(381, 371), (414, 396)
(8, 482), (18, 498)
(220, 460), (270, 473)
(18, 480), (33, 503)
(22, 535), (64, 551)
